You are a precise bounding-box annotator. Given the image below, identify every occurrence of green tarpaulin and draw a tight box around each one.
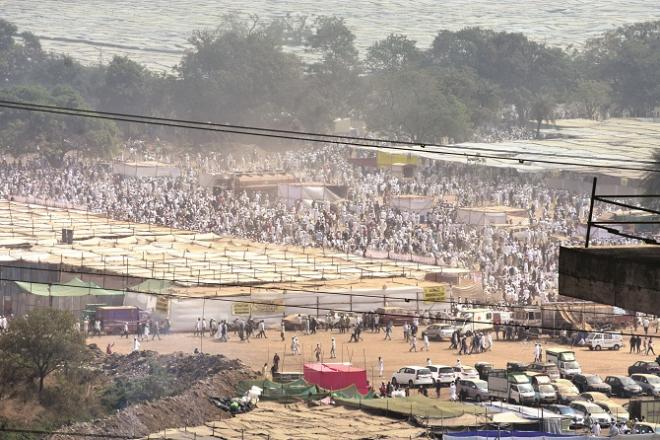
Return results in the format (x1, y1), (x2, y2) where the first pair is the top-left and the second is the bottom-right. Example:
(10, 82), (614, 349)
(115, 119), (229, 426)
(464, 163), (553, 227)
(131, 279), (173, 293)
(14, 278), (125, 297)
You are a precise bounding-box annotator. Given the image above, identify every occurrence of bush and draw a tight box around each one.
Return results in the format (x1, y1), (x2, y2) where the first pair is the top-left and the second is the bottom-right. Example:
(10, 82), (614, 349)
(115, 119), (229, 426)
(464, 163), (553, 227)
(101, 362), (185, 410)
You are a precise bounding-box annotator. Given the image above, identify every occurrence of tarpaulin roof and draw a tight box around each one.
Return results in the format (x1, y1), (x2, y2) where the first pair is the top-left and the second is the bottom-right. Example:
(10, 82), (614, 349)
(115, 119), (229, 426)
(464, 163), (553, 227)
(14, 277), (125, 297)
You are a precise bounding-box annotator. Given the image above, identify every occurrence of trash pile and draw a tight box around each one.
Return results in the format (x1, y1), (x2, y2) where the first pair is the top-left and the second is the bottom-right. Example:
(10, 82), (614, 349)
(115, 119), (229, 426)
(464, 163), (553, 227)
(89, 346), (246, 387)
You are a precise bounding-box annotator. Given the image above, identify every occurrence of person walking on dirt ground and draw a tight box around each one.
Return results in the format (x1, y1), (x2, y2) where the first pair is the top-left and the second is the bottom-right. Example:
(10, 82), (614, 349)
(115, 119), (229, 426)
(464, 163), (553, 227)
(422, 332), (430, 352)
(194, 317), (201, 337)
(647, 338), (655, 356)
(409, 335), (417, 352)
(384, 321), (392, 340)
(122, 321), (129, 338)
(152, 320), (161, 341)
(314, 344), (322, 361)
(330, 337), (337, 358)
(272, 353), (280, 372)
(257, 320), (267, 339)
(378, 356), (384, 377)
(644, 318), (650, 335)
(280, 320), (285, 341)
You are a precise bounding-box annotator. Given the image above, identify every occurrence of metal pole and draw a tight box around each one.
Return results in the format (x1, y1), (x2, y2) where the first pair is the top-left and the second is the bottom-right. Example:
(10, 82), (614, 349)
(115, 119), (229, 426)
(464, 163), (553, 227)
(585, 177), (598, 248)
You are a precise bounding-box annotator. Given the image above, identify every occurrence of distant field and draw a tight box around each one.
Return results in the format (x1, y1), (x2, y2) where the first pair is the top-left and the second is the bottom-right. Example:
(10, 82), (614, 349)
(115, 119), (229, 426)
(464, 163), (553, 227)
(4, 0), (660, 70)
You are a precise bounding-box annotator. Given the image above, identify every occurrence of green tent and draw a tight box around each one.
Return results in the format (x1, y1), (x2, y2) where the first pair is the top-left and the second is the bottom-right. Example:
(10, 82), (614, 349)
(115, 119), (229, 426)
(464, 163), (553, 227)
(14, 278), (125, 297)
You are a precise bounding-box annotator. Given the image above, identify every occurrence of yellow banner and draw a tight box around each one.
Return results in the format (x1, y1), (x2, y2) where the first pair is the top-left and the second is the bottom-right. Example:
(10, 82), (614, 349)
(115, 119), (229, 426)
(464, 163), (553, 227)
(232, 299), (285, 316)
(376, 151), (419, 167)
(155, 296), (169, 314)
(423, 286), (445, 303)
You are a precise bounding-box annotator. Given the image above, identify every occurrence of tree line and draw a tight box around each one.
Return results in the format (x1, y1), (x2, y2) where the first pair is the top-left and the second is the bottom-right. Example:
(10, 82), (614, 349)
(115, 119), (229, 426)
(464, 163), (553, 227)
(0, 16), (659, 158)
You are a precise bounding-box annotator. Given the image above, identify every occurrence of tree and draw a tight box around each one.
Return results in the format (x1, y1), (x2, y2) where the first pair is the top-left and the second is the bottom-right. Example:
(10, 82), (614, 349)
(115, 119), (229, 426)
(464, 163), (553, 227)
(364, 69), (472, 142)
(574, 80), (612, 119)
(530, 94), (556, 137)
(0, 309), (87, 393)
(429, 28), (573, 125)
(176, 19), (303, 131)
(366, 34), (421, 73)
(305, 16), (361, 119)
(0, 85), (118, 161)
(582, 21), (660, 116)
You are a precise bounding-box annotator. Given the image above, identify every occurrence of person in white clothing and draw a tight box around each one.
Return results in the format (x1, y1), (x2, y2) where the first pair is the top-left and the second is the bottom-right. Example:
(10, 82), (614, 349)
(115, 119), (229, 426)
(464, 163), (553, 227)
(455, 359), (462, 369)
(132, 336), (140, 352)
(591, 420), (601, 437)
(378, 356), (384, 377)
(422, 332), (430, 352)
(450, 382), (457, 401)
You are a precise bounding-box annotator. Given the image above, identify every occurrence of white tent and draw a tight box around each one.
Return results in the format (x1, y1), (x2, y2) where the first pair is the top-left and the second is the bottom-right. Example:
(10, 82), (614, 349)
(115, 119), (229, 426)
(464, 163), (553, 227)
(278, 183), (342, 206)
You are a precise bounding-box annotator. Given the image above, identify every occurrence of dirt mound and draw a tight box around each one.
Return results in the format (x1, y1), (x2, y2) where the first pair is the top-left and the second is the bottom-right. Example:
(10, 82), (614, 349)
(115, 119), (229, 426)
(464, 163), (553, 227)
(51, 351), (258, 440)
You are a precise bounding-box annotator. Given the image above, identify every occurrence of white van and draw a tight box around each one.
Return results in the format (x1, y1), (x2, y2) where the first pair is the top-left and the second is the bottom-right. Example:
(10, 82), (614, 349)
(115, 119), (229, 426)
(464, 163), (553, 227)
(587, 332), (624, 351)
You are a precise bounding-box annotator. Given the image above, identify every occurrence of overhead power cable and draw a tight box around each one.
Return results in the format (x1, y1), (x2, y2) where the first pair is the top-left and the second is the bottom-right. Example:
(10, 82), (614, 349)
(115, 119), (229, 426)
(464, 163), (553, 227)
(0, 99), (658, 173)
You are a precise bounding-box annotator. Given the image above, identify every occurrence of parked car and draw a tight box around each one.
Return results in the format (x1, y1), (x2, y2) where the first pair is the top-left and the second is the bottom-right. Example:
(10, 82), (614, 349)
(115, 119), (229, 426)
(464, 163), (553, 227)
(628, 361), (660, 376)
(527, 373), (557, 404)
(552, 378), (580, 403)
(527, 362), (561, 381)
(633, 422), (660, 434)
(545, 404), (585, 429)
(604, 375), (643, 398)
(579, 391), (613, 404)
(474, 361), (493, 381)
(425, 324), (456, 341)
(594, 400), (629, 423)
(571, 374), (612, 394)
(457, 379), (489, 402)
(586, 332), (624, 351)
(392, 366), (434, 388)
(428, 364), (456, 385)
(569, 401), (611, 427)
(454, 366), (480, 380)
(631, 373), (660, 397)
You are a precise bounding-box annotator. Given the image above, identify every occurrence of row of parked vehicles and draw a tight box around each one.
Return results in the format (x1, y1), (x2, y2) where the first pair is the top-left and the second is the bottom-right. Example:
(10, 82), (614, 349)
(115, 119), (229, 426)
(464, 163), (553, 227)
(391, 348), (660, 430)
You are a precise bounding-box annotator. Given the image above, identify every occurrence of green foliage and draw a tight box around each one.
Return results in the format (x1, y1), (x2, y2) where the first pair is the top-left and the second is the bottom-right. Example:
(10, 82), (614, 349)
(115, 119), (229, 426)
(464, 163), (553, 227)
(0, 16), (658, 146)
(365, 69), (471, 142)
(39, 368), (105, 425)
(366, 34), (422, 73)
(0, 309), (87, 392)
(0, 85), (118, 161)
(176, 22), (303, 130)
(101, 362), (185, 410)
(582, 21), (660, 115)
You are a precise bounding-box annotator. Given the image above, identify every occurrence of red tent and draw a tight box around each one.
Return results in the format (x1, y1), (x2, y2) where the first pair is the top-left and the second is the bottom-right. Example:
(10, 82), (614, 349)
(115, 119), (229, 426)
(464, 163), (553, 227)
(303, 363), (369, 395)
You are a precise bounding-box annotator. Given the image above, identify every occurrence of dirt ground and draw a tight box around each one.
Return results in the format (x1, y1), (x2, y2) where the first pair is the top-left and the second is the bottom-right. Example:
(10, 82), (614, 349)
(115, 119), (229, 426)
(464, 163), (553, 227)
(88, 328), (653, 389)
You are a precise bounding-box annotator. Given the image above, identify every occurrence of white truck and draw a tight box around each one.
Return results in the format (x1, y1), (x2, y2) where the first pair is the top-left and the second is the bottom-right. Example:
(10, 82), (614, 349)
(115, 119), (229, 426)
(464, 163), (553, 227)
(545, 348), (582, 378)
(487, 370), (536, 405)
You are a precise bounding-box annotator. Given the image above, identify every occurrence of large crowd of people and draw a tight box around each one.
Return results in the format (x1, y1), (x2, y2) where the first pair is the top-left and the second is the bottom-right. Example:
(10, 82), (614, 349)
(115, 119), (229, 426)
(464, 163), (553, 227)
(0, 144), (632, 305)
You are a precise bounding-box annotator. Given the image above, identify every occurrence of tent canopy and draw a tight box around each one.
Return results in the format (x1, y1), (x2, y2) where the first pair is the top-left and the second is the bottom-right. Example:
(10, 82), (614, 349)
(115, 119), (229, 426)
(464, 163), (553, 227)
(14, 277), (125, 297)
(304, 363), (369, 395)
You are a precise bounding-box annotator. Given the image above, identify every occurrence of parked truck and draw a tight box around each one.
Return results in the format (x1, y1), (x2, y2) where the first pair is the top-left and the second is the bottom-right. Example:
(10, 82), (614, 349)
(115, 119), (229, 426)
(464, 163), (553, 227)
(546, 348), (582, 378)
(487, 369), (536, 405)
(95, 306), (148, 335)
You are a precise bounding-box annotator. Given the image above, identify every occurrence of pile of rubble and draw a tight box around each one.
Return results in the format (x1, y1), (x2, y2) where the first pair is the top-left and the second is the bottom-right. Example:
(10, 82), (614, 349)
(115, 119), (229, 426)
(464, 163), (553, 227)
(90, 347), (246, 385)
(51, 348), (258, 440)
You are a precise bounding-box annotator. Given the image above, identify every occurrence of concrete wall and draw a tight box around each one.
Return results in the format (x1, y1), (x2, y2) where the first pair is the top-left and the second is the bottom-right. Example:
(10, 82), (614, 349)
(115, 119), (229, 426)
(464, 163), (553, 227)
(559, 246), (660, 314)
